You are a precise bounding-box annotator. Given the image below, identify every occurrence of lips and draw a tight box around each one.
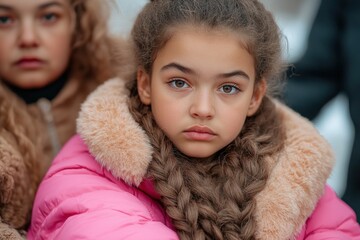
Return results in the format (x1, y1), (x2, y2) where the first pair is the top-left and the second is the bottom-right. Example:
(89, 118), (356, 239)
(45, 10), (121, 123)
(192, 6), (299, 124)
(15, 57), (44, 69)
(183, 126), (216, 141)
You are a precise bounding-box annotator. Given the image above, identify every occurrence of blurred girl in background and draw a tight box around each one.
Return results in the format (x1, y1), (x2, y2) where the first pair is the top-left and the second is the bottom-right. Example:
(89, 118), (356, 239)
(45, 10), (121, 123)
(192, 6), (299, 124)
(0, 0), (133, 238)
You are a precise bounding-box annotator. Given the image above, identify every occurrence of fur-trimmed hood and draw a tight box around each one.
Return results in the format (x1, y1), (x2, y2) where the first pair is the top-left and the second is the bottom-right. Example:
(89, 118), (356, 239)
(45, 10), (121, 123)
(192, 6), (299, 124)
(77, 78), (334, 239)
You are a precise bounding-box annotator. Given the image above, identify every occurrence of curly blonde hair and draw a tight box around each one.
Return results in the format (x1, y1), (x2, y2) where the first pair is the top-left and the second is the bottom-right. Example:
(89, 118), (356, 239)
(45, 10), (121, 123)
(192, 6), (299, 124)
(129, 0), (287, 239)
(68, 0), (117, 82)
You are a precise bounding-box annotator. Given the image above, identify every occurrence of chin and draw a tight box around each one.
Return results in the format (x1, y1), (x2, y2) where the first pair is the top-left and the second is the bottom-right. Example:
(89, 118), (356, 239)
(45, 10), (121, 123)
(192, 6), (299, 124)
(180, 149), (215, 160)
(15, 78), (54, 89)
(175, 143), (219, 159)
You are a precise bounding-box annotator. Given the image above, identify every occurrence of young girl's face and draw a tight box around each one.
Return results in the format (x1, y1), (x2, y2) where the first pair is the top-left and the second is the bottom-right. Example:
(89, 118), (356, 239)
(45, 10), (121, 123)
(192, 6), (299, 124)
(138, 26), (266, 159)
(0, 0), (72, 89)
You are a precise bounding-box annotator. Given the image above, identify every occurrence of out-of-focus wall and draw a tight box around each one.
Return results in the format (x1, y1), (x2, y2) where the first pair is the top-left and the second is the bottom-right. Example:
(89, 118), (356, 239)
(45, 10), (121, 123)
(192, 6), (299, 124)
(109, 0), (147, 36)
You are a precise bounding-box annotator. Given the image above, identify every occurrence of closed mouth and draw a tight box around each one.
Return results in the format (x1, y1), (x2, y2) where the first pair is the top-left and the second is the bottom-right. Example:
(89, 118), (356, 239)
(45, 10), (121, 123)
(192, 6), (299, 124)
(183, 125), (216, 141)
(15, 58), (44, 69)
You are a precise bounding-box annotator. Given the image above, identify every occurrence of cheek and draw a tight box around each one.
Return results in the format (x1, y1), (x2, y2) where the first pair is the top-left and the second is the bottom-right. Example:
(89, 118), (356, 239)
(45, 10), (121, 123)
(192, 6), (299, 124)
(150, 87), (185, 133)
(46, 23), (73, 57)
(0, 38), (12, 60)
(0, 43), (12, 75)
(152, 98), (181, 129)
(227, 114), (246, 134)
(50, 36), (72, 67)
(219, 103), (249, 137)
(0, 50), (6, 65)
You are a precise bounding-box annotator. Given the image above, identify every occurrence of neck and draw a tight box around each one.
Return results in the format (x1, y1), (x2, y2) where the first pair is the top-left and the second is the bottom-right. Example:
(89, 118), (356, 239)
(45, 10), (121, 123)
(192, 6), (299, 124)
(3, 70), (69, 104)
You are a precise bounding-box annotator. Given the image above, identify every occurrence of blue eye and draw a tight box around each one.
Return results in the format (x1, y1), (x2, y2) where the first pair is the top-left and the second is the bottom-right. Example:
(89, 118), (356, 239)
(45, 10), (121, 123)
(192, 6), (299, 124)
(219, 84), (240, 94)
(169, 79), (190, 89)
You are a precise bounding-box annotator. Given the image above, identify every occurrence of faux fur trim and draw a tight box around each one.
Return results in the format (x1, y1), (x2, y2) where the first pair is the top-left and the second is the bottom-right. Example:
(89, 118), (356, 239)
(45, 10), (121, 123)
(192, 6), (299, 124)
(77, 78), (334, 238)
(254, 101), (334, 239)
(77, 78), (153, 186)
(0, 222), (25, 240)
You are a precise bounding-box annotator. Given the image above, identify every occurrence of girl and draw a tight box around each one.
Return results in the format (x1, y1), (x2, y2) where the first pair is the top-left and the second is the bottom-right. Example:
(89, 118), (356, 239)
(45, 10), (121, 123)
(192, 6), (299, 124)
(0, 0), (133, 238)
(28, 0), (360, 239)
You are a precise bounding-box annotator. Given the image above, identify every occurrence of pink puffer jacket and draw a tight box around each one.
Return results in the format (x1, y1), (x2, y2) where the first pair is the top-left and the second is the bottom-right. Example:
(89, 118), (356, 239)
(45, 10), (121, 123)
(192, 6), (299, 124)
(28, 135), (178, 240)
(28, 79), (360, 239)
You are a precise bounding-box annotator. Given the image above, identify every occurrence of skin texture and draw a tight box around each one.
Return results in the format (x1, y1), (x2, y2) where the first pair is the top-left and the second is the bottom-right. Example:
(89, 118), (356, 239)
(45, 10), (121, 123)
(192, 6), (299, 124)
(138, 26), (266, 159)
(0, 0), (72, 89)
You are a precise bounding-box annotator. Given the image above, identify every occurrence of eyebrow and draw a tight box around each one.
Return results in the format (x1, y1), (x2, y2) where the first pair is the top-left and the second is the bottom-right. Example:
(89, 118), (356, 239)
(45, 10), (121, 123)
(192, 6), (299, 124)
(219, 70), (250, 80)
(161, 62), (250, 80)
(38, 1), (65, 10)
(0, 4), (12, 11)
(161, 62), (195, 75)
(0, 1), (64, 11)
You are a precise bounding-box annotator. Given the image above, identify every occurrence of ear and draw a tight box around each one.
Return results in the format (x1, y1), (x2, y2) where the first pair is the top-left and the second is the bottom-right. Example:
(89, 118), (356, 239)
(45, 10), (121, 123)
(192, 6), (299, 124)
(137, 67), (151, 105)
(247, 78), (267, 116)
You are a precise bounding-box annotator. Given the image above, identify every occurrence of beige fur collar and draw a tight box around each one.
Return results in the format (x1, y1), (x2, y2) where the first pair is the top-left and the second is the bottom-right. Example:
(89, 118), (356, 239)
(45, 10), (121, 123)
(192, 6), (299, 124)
(77, 78), (334, 239)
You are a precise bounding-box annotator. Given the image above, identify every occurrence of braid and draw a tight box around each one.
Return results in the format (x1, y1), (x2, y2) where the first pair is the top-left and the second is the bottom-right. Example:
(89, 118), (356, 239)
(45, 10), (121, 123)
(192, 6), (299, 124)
(127, 81), (285, 239)
(128, 82), (199, 238)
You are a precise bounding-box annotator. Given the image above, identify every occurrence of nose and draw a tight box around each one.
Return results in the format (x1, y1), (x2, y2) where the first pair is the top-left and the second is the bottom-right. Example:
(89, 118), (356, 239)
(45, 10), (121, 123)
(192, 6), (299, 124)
(190, 90), (215, 120)
(18, 20), (39, 48)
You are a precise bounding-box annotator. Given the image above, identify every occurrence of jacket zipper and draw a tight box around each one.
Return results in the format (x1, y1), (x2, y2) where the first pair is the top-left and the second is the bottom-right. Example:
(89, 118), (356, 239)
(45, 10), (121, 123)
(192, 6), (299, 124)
(37, 98), (61, 156)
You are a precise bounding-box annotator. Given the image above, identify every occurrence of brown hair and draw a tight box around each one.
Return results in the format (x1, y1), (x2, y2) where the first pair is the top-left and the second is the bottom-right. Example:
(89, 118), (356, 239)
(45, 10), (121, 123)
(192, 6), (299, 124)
(68, 0), (117, 82)
(128, 0), (286, 239)
(132, 0), (286, 97)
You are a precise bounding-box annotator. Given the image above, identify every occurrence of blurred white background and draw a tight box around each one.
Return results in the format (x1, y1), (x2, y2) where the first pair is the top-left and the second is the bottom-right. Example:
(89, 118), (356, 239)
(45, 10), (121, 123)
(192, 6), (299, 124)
(109, 0), (354, 196)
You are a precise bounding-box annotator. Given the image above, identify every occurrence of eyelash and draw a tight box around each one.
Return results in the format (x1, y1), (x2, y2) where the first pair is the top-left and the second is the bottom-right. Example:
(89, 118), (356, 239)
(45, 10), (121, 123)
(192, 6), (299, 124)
(0, 12), (60, 28)
(0, 15), (14, 27)
(40, 12), (59, 23)
(218, 84), (240, 95)
(168, 79), (190, 89)
(168, 78), (241, 95)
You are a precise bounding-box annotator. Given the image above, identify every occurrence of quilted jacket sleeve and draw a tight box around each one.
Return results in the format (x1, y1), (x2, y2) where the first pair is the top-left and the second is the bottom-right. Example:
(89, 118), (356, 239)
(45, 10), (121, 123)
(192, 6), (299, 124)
(303, 186), (360, 240)
(27, 136), (178, 240)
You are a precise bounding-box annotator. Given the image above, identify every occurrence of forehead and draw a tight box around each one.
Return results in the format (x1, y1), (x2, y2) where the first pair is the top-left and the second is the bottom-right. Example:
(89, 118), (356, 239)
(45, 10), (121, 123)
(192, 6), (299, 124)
(154, 25), (256, 80)
(163, 24), (253, 58)
(166, 23), (252, 52)
(0, 0), (69, 11)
